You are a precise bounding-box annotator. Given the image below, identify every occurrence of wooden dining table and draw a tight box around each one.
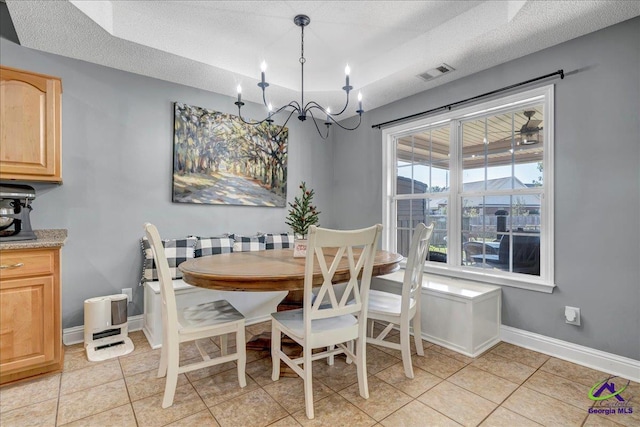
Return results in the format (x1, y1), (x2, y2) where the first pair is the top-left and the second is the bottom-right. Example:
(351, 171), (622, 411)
(179, 248), (403, 350)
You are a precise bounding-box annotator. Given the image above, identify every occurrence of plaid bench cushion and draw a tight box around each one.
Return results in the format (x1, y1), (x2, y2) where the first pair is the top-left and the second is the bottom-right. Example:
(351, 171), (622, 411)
(141, 237), (197, 282)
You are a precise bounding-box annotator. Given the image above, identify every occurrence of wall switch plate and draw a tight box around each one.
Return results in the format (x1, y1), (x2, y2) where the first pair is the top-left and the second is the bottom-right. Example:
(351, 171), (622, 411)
(565, 306), (580, 325)
(122, 288), (133, 303)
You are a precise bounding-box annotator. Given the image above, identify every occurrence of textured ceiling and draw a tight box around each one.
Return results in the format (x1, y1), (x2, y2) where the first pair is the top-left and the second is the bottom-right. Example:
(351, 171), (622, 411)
(6, 1), (640, 118)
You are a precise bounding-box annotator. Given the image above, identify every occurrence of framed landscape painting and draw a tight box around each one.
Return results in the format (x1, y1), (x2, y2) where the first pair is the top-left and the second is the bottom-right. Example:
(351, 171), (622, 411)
(172, 102), (288, 207)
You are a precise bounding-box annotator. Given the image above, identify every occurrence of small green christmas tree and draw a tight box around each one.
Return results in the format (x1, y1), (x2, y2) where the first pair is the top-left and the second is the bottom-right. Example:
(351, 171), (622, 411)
(285, 182), (320, 238)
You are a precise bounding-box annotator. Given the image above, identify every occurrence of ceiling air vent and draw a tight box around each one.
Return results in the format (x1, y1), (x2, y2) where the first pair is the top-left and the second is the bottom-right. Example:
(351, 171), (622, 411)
(418, 63), (455, 82)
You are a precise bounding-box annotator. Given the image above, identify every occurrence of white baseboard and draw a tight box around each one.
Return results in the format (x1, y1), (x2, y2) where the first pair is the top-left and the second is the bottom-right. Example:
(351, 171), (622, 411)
(500, 325), (640, 383)
(63, 315), (144, 346)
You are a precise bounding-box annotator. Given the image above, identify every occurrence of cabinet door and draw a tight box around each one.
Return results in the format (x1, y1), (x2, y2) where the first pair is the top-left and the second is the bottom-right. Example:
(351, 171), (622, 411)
(0, 66), (62, 182)
(0, 276), (56, 373)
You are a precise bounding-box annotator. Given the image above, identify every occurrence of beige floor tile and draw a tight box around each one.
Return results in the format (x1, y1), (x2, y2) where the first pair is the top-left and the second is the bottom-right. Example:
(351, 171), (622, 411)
(0, 397), (58, 427)
(122, 330), (154, 358)
(583, 414), (625, 426)
(291, 392), (376, 426)
(245, 355), (279, 386)
(0, 373), (60, 413)
(132, 383), (207, 427)
(339, 376), (412, 421)
(470, 352), (536, 384)
(410, 348), (467, 379)
(539, 357), (607, 387)
(418, 381), (496, 427)
(63, 350), (107, 372)
(380, 400), (461, 427)
(429, 344), (475, 364)
(63, 342), (85, 354)
(448, 365), (519, 404)
(60, 403), (137, 427)
(192, 368), (258, 408)
(488, 342), (549, 368)
(310, 355), (359, 391)
(165, 409), (220, 426)
(523, 369), (594, 409)
(478, 407), (542, 426)
(375, 363), (442, 398)
(57, 378), (130, 425)
(125, 369), (189, 401)
(366, 346), (405, 375)
(60, 359), (123, 395)
(267, 415), (303, 426)
(119, 348), (162, 377)
(262, 376), (332, 414)
(368, 329), (427, 358)
(178, 339), (221, 362)
(209, 388), (288, 427)
(502, 387), (587, 426)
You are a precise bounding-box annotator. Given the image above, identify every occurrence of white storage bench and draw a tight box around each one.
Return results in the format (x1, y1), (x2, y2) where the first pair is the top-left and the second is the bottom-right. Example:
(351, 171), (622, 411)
(372, 272), (501, 357)
(143, 279), (286, 349)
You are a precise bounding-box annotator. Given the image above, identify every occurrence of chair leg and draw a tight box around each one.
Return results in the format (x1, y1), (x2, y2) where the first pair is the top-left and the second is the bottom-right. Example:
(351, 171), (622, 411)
(220, 334), (228, 356)
(237, 324), (247, 388)
(327, 345), (335, 365)
(271, 322), (281, 381)
(355, 338), (369, 399)
(303, 347), (314, 419)
(161, 345), (180, 408)
(157, 335), (168, 378)
(412, 314), (424, 356)
(400, 321), (414, 379)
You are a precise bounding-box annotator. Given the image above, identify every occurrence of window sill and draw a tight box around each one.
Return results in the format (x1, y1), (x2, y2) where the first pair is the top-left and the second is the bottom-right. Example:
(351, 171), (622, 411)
(401, 261), (557, 293)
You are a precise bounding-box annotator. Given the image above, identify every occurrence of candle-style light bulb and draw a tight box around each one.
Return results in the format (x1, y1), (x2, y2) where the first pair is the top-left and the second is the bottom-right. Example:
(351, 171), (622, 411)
(260, 61), (267, 85)
(326, 107), (331, 122)
(345, 64), (351, 89)
(268, 102), (273, 112)
(236, 85), (242, 103)
(357, 91), (363, 112)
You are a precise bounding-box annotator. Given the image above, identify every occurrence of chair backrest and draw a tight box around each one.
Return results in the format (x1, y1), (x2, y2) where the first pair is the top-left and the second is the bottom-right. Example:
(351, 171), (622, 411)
(303, 224), (382, 330)
(403, 223), (434, 310)
(144, 223), (179, 338)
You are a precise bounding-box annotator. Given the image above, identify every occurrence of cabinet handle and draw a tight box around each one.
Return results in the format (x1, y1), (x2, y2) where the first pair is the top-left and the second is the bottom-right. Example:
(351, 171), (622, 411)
(0, 262), (24, 269)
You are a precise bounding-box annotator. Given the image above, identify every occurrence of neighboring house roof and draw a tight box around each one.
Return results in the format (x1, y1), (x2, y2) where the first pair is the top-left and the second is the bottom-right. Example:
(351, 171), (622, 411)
(399, 176), (541, 209)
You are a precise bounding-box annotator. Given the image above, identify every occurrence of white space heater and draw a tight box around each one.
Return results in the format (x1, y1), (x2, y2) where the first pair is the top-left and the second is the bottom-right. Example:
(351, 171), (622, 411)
(84, 294), (134, 361)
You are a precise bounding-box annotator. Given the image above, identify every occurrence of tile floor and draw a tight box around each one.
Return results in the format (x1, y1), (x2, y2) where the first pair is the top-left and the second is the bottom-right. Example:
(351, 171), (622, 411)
(0, 321), (637, 427)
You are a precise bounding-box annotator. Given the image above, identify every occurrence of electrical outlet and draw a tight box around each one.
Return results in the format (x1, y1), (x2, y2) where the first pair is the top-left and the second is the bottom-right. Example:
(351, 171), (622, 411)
(122, 288), (133, 303)
(565, 306), (580, 326)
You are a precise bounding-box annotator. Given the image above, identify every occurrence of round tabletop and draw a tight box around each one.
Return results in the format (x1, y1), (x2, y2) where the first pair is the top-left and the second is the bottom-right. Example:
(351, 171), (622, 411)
(179, 248), (403, 292)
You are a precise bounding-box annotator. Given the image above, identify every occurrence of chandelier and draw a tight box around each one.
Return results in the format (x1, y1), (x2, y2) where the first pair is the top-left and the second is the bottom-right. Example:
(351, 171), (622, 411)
(234, 14), (364, 140)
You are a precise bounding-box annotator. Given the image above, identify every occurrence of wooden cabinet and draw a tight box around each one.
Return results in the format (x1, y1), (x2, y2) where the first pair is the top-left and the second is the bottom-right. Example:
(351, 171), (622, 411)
(0, 66), (62, 182)
(0, 247), (63, 384)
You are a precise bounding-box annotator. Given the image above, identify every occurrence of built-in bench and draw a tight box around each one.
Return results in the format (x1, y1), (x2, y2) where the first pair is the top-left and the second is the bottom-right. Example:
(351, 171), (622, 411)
(371, 272), (501, 357)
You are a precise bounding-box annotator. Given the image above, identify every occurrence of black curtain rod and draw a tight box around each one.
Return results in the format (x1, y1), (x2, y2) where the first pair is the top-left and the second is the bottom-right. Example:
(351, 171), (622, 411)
(372, 69), (564, 130)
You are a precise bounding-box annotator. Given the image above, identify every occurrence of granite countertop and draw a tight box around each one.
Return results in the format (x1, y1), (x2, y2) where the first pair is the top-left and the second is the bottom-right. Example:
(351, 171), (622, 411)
(0, 229), (68, 250)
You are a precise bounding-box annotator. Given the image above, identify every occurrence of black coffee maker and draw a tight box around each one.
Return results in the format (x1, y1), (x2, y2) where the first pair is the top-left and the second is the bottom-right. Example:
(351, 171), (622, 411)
(0, 184), (37, 242)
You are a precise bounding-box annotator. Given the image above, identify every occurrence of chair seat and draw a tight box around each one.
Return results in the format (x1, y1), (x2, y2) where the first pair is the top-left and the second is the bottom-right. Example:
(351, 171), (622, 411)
(368, 289), (416, 316)
(178, 300), (244, 333)
(271, 308), (357, 338)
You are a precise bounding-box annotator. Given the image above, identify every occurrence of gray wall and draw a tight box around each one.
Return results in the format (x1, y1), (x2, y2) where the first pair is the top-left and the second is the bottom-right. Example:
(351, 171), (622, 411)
(0, 38), (336, 328)
(333, 17), (640, 360)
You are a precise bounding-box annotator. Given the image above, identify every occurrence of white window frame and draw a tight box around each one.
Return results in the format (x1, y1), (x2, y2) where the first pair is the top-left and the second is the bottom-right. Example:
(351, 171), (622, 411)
(382, 85), (555, 293)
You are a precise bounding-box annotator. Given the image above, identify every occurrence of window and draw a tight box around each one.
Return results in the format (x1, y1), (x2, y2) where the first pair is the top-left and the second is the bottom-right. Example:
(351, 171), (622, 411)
(382, 86), (554, 292)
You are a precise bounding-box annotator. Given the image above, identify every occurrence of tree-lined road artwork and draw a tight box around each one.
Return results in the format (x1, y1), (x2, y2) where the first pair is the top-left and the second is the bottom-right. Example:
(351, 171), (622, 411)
(172, 103), (288, 207)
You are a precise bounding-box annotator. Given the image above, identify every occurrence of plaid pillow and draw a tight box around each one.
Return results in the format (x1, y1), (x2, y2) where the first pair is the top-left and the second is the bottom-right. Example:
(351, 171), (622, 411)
(141, 237), (196, 282)
(189, 236), (234, 257)
(230, 234), (266, 252)
(264, 233), (294, 250)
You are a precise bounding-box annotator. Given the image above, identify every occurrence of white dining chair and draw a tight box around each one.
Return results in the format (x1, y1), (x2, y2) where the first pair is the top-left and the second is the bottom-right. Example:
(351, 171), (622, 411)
(367, 222), (434, 378)
(143, 223), (246, 408)
(270, 224), (382, 419)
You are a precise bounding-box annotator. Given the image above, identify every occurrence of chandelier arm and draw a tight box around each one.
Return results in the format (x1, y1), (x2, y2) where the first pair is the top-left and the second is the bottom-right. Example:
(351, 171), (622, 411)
(307, 110), (330, 140)
(327, 112), (363, 131)
(332, 90), (352, 116)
